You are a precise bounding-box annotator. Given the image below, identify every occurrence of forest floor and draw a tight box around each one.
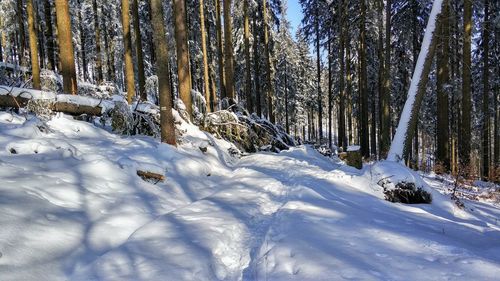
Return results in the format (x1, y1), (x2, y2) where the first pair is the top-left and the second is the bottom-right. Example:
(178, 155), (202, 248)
(0, 110), (499, 281)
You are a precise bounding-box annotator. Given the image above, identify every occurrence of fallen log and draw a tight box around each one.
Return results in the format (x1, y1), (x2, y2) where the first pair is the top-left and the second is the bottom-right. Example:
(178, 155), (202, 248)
(0, 86), (109, 116)
(137, 170), (165, 182)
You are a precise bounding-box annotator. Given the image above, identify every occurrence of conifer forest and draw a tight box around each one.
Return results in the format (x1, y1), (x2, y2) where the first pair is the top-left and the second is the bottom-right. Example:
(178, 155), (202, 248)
(0, 0), (499, 280)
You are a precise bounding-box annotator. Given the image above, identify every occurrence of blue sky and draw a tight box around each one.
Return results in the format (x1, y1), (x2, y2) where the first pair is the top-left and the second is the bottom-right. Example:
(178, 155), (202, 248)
(287, 0), (303, 37)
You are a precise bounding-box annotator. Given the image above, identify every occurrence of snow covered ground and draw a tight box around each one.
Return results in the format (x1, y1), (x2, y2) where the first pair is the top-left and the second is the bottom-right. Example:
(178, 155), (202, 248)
(0, 111), (499, 281)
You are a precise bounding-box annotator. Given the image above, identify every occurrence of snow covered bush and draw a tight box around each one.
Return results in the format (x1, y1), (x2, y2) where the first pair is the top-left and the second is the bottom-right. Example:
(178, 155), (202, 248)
(145, 75), (159, 104)
(202, 109), (296, 153)
(26, 99), (54, 121)
(109, 101), (135, 135)
(383, 181), (432, 204)
(40, 70), (63, 93)
(373, 161), (432, 204)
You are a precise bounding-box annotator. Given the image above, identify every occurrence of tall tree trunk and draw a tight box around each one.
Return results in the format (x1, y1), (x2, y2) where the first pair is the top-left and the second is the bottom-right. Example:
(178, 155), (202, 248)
(263, 0), (274, 122)
(145, 0), (156, 67)
(410, 0), (420, 166)
(78, 0), (88, 81)
(215, 0), (225, 100)
(206, 17), (217, 112)
(315, 1), (322, 141)
(55, 0), (77, 95)
(481, 0), (490, 179)
(27, 0), (40, 89)
(387, 0), (446, 161)
(37, 10), (46, 70)
(370, 88), (377, 157)
(150, 0), (176, 146)
(338, 0), (346, 151)
(122, 0), (136, 103)
(243, 0), (253, 113)
(173, 0), (192, 117)
(132, 0), (146, 100)
(285, 61), (289, 134)
(346, 31), (353, 144)
(17, 0), (26, 66)
(200, 0), (211, 112)
(253, 12), (262, 117)
(92, 0), (103, 84)
(359, 0), (369, 157)
(495, 26), (500, 168)
(223, 0), (235, 102)
(103, 14), (114, 81)
(377, 0), (384, 157)
(44, 0), (55, 71)
(0, 18), (3, 62)
(328, 30), (333, 149)
(436, 0), (450, 171)
(380, 0), (391, 158)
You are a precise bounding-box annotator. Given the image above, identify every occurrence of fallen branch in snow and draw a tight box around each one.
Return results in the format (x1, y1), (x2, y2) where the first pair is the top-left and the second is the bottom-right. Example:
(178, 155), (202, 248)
(137, 170), (165, 183)
(0, 86), (107, 116)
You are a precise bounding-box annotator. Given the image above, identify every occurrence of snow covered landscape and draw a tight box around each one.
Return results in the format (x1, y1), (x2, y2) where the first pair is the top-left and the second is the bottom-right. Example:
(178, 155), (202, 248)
(1, 111), (499, 281)
(1, 0), (500, 279)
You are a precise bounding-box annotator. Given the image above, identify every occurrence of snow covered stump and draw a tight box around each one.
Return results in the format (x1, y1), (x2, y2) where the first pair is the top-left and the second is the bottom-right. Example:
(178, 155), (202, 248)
(342, 145), (362, 169)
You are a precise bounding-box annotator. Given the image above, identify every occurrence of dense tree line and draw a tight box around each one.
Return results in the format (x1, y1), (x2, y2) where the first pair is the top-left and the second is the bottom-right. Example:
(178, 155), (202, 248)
(0, 0), (498, 181)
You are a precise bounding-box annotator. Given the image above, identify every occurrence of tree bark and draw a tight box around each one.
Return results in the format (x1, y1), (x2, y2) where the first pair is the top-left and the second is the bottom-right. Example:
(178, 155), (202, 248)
(436, 0), (450, 171)
(122, 0), (136, 103)
(284, 61), (289, 134)
(223, 0), (235, 102)
(150, 0), (176, 145)
(103, 14), (114, 81)
(200, 0), (211, 112)
(17, 0), (26, 66)
(55, 0), (78, 95)
(27, 0), (40, 89)
(359, 0), (369, 158)
(132, 0), (146, 100)
(243, 0), (253, 113)
(328, 30), (333, 149)
(215, 0), (225, 100)
(315, 1), (322, 141)
(78, 0), (88, 81)
(253, 12), (262, 117)
(262, 0), (274, 122)
(481, 0), (490, 179)
(338, 0), (346, 151)
(44, 0), (55, 71)
(173, 0), (193, 118)
(92, 0), (103, 84)
(387, 0), (446, 161)
(380, 0), (391, 158)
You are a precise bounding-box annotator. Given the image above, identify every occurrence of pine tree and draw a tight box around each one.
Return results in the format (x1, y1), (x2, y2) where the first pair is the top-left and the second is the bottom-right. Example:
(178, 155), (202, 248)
(55, 0), (77, 94)
(132, 0), (146, 100)
(223, 0), (235, 102)
(173, 0), (193, 117)
(243, 0), (253, 113)
(92, 0), (103, 84)
(481, 0), (490, 179)
(436, 0), (450, 171)
(150, 0), (176, 145)
(26, 0), (40, 89)
(122, 0), (136, 103)
(359, 0), (369, 158)
(200, 0), (211, 112)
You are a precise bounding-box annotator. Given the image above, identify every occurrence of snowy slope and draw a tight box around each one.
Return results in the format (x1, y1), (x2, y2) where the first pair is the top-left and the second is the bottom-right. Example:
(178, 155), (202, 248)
(0, 111), (499, 281)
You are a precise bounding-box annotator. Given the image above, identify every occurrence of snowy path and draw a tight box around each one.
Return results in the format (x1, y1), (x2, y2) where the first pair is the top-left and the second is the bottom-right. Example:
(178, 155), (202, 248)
(0, 113), (499, 281)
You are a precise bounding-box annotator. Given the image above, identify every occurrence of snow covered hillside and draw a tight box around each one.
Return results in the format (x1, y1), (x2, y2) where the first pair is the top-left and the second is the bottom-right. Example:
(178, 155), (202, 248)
(0, 111), (499, 281)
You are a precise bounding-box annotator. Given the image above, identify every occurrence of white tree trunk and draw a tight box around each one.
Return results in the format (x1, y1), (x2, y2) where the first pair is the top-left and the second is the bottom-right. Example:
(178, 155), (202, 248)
(387, 0), (445, 162)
